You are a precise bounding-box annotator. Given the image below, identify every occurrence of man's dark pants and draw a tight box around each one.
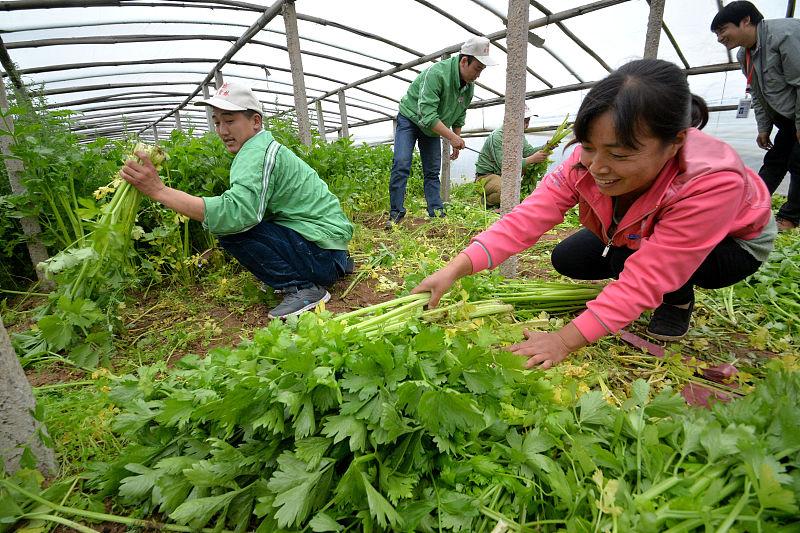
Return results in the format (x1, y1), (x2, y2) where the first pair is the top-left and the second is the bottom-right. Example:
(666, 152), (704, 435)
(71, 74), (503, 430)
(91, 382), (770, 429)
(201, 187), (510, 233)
(389, 114), (445, 218)
(760, 114), (800, 225)
(218, 220), (350, 290)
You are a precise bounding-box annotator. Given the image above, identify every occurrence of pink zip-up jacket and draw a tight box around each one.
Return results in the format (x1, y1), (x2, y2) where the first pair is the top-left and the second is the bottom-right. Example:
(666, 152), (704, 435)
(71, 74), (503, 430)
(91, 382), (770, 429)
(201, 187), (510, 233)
(463, 128), (772, 342)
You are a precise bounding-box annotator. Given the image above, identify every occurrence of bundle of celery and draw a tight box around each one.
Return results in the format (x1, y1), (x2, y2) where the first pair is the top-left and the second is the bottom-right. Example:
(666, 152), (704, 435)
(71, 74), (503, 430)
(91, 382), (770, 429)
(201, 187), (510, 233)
(482, 279), (601, 315)
(39, 142), (167, 299)
(521, 114), (572, 198)
(335, 293), (514, 337)
(19, 143), (168, 367)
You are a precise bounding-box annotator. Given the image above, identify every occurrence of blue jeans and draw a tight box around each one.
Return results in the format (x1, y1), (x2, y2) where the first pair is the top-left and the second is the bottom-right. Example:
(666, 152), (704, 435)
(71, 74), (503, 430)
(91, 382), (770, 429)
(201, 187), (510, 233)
(218, 221), (349, 290)
(389, 114), (444, 217)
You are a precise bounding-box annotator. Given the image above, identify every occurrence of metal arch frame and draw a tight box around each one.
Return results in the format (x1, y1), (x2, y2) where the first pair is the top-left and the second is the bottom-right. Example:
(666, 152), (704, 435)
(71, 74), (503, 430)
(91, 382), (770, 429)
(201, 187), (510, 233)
(36, 75), (399, 115)
(0, 0), (758, 144)
(467, 0), (584, 83)
(5, 58), (402, 107)
(410, 0), (553, 89)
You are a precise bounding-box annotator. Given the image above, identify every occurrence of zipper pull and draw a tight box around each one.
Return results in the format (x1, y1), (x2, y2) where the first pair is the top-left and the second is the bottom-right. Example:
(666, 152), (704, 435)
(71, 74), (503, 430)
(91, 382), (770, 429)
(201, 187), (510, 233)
(601, 241), (611, 257)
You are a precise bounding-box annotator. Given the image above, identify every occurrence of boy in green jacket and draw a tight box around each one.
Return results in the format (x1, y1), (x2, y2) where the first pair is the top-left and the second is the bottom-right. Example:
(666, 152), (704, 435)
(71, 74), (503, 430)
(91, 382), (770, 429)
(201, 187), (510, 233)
(387, 36), (497, 228)
(120, 83), (354, 319)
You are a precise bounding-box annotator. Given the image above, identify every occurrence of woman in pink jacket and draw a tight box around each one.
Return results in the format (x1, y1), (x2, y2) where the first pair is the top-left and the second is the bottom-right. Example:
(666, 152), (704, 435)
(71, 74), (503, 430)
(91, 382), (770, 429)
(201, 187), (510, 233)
(413, 59), (776, 369)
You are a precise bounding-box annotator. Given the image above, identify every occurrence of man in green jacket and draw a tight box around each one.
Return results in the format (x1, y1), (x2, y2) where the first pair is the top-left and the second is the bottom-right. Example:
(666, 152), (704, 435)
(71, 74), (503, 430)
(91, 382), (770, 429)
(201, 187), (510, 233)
(120, 83), (354, 318)
(386, 36), (497, 228)
(475, 106), (550, 207)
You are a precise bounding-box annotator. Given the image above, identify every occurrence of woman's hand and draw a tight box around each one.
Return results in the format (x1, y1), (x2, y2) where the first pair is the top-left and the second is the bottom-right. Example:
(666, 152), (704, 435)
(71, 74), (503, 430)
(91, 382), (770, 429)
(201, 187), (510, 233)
(411, 253), (473, 308)
(508, 322), (588, 370)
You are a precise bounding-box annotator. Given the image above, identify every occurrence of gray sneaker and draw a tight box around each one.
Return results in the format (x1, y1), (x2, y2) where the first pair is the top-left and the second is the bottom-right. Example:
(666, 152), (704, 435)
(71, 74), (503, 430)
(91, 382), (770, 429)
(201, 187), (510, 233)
(268, 284), (330, 319)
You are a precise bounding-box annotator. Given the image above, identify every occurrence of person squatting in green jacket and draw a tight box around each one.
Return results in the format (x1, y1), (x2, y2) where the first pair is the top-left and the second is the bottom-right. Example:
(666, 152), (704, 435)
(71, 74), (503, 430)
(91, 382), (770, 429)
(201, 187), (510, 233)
(474, 105), (550, 207)
(386, 36), (497, 228)
(120, 83), (354, 319)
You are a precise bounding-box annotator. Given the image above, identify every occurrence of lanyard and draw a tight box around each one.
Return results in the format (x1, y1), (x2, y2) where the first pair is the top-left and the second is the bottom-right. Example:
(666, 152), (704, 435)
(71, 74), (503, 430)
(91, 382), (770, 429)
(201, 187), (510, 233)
(744, 49), (755, 94)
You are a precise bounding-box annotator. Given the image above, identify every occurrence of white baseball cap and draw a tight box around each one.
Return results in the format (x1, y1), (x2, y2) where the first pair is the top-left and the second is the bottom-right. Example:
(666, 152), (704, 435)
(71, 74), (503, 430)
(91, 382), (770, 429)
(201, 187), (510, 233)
(460, 36), (498, 66)
(524, 104), (538, 119)
(195, 82), (263, 115)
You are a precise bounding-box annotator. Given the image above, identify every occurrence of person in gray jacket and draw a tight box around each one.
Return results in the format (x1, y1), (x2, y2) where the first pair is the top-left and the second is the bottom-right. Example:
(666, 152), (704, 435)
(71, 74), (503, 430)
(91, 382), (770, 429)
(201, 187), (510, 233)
(711, 1), (800, 231)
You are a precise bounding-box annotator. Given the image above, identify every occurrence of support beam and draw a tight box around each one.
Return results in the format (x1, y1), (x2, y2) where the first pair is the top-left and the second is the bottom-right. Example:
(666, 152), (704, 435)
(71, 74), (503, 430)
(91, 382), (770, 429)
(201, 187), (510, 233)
(142, 0), (288, 133)
(499, 0), (529, 277)
(440, 53), (452, 204)
(643, 0), (666, 59)
(0, 314), (56, 476)
(282, 0), (311, 146)
(153, 124), (160, 143)
(715, 0), (734, 63)
(214, 70), (224, 89)
(788, 0), (796, 17)
(0, 76), (51, 286)
(0, 36), (28, 98)
(338, 90), (349, 139)
(174, 109), (183, 131)
(202, 84), (214, 131)
(308, 0), (632, 106)
(315, 100), (326, 143)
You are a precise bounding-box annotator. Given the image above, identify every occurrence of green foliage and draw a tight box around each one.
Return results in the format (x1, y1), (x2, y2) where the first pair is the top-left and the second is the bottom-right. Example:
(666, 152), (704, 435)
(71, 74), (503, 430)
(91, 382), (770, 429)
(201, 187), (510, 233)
(59, 314), (800, 532)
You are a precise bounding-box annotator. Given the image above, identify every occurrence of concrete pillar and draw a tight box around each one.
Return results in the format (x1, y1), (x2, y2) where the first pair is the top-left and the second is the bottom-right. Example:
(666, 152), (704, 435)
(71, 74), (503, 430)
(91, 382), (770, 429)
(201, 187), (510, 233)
(440, 53), (451, 204)
(338, 90), (349, 139)
(214, 70), (224, 89)
(0, 76), (51, 284)
(174, 109), (183, 132)
(315, 100), (327, 143)
(643, 0), (666, 59)
(202, 84), (214, 132)
(0, 315), (56, 476)
(282, 0), (312, 146)
(152, 124), (160, 144)
(499, 0), (529, 278)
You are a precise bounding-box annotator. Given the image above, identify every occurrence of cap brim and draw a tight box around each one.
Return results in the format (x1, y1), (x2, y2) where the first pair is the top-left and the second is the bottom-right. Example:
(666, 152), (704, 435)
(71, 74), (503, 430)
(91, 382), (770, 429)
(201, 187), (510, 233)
(194, 96), (247, 112)
(474, 55), (498, 66)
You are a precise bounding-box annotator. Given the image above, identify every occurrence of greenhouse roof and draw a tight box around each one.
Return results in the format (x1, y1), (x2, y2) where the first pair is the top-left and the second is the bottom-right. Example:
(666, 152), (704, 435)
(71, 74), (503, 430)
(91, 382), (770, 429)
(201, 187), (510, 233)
(1, 0), (797, 154)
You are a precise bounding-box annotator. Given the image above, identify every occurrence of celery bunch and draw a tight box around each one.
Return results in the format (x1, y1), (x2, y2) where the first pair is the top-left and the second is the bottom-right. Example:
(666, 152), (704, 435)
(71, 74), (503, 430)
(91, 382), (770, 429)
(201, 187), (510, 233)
(40, 142), (167, 299)
(24, 143), (168, 367)
(521, 114), (572, 199)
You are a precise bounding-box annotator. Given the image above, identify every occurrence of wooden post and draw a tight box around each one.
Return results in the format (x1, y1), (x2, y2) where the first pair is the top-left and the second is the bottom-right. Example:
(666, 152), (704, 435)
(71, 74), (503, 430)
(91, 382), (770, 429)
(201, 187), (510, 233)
(315, 100), (326, 143)
(439, 53), (451, 204)
(202, 84), (214, 132)
(499, 0), (529, 278)
(0, 76), (51, 285)
(282, 0), (312, 146)
(338, 89), (349, 138)
(174, 109), (183, 132)
(643, 0), (666, 59)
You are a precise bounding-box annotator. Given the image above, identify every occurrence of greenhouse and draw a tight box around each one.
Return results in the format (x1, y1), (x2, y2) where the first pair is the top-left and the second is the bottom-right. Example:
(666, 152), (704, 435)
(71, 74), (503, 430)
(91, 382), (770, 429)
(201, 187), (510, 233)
(1, 0), (799, 530)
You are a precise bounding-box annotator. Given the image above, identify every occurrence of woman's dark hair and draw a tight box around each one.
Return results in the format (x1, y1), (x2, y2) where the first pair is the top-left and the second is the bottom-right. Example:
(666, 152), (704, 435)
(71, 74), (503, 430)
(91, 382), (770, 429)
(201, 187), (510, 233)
(690, 94), (709, 129)
(710, 1), (764, 32)
(570, 59), (690, 149)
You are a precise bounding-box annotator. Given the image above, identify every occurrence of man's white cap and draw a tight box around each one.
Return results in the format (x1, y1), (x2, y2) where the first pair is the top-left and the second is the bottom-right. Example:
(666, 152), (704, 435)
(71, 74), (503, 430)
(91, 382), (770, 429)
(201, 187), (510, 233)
(460, 36), (498, 66)
(524, 104), (538, 119)
(195, 82), (263, 115)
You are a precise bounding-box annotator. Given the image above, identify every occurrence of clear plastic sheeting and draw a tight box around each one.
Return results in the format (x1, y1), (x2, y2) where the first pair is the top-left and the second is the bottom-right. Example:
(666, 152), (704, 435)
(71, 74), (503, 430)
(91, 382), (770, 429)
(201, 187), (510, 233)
(1, 0), (797, 176)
